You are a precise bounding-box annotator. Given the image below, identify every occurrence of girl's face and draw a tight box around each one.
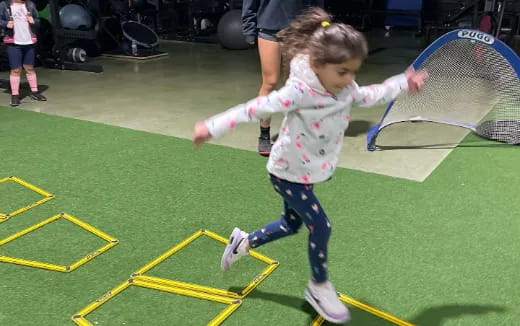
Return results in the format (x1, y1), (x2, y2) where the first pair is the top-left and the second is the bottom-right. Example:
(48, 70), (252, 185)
(311, 57), (363, 95)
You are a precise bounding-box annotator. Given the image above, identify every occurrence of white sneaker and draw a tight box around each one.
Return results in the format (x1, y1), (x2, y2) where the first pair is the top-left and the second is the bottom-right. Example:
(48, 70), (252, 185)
(221, 227), (249, 270)
(305, 280), (350, 324)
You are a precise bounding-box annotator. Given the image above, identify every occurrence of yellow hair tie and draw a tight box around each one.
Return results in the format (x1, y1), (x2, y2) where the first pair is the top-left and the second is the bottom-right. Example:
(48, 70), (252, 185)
(321, 21), (330, 27)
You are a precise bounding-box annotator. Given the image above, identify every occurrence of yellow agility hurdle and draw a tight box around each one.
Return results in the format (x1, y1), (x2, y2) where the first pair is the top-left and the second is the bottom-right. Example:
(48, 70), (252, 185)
(0, 213), (118, 272)
(132, 229), (279, 299)
(72, 280), (132, 326)
(72, 229), (278, 325)
(132, 278), (242, 326)
(310, 292), (416, 326)
(71, 278), (242, 326)
(0, 176), (55, 223)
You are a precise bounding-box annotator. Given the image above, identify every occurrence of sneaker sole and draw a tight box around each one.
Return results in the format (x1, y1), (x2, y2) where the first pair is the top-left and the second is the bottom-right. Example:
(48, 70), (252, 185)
(305, 288), (350, 324)
(220, 227), (242, 270)
(258, 151), (270, 157)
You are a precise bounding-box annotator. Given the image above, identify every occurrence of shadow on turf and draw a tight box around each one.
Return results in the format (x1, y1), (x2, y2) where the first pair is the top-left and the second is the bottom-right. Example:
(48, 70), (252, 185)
(373, 138), (518, 151)
(344, 120), (372, 137)
(228, 286), (338, 324)
(371, 124), (520, 151)
(411, 304), (507, 325)
(228, 287), (399, 325)
(229, 287), (506, 325)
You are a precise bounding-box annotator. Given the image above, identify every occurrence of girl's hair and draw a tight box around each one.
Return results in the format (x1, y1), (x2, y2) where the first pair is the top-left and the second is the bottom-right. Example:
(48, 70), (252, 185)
(277, 7), (368, 71)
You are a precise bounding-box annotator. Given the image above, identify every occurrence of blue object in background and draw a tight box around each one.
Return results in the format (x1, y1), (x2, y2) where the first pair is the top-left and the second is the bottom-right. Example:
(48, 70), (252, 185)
(385, 0), (423, 27)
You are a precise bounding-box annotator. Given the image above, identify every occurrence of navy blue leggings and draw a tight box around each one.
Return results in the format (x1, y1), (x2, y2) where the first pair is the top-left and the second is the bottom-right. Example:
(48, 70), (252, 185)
(248, 174), (332, 282)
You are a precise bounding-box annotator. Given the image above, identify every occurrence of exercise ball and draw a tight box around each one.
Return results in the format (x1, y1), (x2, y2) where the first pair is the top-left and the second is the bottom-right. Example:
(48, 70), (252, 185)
(59, 4), (93, 30)
(217, 9), (249, 50)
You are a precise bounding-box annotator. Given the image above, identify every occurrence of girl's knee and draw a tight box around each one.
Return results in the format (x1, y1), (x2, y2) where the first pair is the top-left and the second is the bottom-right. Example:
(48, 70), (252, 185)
(11, 68), (22, 75)
(281, 214), (303, 234)
(24, 66), (35, 74)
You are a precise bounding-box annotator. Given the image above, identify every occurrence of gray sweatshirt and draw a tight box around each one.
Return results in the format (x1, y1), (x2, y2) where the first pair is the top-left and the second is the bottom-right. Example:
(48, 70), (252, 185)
(206, 54), (408, 184)
(241, 0), (324, 43)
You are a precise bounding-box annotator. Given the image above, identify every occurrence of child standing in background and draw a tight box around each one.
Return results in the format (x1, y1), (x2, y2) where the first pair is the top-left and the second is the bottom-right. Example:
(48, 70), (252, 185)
(0, 0), (47, 107)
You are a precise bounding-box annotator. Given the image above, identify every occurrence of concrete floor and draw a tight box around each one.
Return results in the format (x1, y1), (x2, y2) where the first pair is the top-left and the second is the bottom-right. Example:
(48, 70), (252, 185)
(5, 30), (473, 182)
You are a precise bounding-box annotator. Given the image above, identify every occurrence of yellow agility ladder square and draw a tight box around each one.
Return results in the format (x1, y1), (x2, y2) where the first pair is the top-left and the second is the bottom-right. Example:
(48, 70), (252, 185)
(71, 278), (242, 326)
(0, 213), (119, 272)
(132, 229), (279, 299)
(311, 292), (415, 326)
(0, 176), (54, 223)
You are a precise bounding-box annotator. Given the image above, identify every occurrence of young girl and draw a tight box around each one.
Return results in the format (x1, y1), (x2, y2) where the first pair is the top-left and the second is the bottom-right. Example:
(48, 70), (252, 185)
(0, 0), (46, 107)
(193, 8), (427, 324)
(242, 0), (324, 156)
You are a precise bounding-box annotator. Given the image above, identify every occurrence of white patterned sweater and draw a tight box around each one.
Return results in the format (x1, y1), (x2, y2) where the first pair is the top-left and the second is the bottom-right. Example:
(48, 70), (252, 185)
(206, 54), (409, 184)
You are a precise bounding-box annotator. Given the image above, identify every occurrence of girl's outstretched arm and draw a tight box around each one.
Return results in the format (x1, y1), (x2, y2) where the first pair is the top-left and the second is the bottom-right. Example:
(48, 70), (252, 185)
(193, 80), (304, 148)
(352, 67), (427, 107)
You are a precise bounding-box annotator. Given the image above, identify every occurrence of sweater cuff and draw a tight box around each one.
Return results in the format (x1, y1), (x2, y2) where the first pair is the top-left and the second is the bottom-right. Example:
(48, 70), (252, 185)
(205, 118), (224, 138)
(391, 73), (409, 91)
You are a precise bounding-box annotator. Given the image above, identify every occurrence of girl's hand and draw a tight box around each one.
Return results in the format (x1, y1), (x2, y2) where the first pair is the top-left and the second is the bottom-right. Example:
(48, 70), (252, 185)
(27, 14), (34, 24)
(193, 121), (212, 149)
(405, 66), (428, 93)
(7, 20), (13, 29)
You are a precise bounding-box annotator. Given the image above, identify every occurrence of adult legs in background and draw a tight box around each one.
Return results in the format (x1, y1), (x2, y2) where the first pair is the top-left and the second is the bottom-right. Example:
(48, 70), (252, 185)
(256, 36), (281, 156)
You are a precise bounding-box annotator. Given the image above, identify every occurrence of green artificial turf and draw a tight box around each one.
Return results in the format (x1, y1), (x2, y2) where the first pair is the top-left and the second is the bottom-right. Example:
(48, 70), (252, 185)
(0, 107), (518, 325)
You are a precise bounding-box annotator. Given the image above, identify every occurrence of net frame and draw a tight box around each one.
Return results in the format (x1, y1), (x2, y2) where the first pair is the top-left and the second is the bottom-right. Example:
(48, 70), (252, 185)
(366, 29), (520, 151)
